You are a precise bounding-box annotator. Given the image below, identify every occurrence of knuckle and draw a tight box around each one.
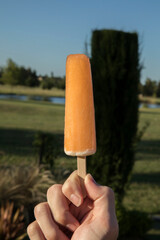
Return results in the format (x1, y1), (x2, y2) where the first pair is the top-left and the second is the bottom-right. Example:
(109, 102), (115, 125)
(46, 229), (58, 240)
(27, 221), (38, 237)
(34, 202), (48, 217)
(47, 184), (62, 199)
(103, 186), (115, 198)
(54, 210), (68, 225)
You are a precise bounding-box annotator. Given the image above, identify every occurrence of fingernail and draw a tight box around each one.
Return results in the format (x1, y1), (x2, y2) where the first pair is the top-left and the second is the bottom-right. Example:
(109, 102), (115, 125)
(70, 194), (81, 207)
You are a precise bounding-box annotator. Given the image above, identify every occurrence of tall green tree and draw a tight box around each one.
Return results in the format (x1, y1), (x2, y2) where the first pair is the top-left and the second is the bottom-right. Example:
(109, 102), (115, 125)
(89, 29), (140, 202)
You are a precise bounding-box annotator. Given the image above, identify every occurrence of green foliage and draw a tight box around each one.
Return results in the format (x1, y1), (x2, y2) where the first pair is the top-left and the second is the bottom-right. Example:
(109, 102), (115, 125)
(40, 75), (65, 90)
(1, 59), (39, 87)
(138, 82), (143, 94)
(0, 67), (4, 83)
(156, 81), (160, 97)
(143, 78), (157, 97)
(55, 76), (65, 89)
(0, 59), (65, 89)
(41, 75), (55, 89)
(1, 59), (19, 85)
(139, 78), (160, 98)
(89, 29), (140, 201)
(116, 203), (151, 239)
(33, 131), (60, 168)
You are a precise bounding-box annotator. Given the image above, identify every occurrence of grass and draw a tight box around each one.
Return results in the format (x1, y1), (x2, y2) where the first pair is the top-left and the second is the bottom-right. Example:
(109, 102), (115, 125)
(0, 84), (65, 97)
(0, 99), (160, 239)
(0, 99), (75, 170)
(123, 108), (160, 214)
(0, 99), (64, 132)
(139, 95), (160, 104)
(123, 108), (160, 239)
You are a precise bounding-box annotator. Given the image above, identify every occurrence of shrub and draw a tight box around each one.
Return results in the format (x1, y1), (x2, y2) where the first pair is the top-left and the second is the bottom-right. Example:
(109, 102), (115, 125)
(0, 164), (55, 223)
(33, 131), (60, 168)
(0, 201), (27, 240)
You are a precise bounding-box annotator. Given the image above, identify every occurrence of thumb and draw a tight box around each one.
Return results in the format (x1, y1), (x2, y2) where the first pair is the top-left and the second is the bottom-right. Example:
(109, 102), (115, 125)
(84, 174), (105, 201)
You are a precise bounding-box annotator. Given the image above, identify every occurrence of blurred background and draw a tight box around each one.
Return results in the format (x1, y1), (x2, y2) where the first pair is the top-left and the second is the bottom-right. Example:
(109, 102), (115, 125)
(0, 1), (160, 239)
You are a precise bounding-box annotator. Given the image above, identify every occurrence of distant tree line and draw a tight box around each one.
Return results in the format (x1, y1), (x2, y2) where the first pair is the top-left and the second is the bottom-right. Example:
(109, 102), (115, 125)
(0, 59), (65, 89)
(139, 78), (160, 97)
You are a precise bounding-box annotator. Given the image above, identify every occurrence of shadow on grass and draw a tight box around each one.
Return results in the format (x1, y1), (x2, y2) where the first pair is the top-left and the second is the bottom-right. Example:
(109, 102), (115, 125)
(131, 172), (160, 185)
(145, 219), (160, 240)
(145, 235), (160, 240)
(140, 110), (160, 115)
(0, 127), (64, 158)
(136, 140), (160, 159)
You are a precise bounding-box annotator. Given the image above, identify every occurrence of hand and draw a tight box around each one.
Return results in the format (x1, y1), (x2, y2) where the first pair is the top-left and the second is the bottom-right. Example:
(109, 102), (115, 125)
(27, 171), (118, 240)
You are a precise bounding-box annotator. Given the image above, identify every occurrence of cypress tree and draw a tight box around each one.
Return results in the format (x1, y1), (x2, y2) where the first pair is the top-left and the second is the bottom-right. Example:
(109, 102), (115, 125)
(89, 29), (140, 202)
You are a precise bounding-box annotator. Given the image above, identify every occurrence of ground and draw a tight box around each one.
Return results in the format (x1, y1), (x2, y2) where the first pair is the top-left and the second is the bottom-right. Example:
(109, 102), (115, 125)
(0, 97), (160, 239)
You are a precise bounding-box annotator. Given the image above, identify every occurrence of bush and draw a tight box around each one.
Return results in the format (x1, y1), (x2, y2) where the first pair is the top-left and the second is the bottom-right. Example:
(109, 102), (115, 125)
(0, 202), (27, 240)
(89, 29), (140, 202)
(0, 164), (55, 224)
(33, 131), (60, 168)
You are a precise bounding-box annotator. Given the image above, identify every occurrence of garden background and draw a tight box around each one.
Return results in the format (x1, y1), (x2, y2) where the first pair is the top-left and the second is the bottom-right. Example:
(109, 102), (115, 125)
(0, 1), (160, 240)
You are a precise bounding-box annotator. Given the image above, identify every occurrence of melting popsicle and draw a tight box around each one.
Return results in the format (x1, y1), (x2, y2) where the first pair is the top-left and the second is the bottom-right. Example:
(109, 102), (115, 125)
(64, 54), (96, 179)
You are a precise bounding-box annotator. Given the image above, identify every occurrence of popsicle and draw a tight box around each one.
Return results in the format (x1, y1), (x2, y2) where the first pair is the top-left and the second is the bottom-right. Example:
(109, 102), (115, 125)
(64, 54), (96, 179)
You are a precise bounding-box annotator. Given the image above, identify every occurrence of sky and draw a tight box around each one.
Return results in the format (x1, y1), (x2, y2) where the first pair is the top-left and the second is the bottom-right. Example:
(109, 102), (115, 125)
(0, 0), (160, 83)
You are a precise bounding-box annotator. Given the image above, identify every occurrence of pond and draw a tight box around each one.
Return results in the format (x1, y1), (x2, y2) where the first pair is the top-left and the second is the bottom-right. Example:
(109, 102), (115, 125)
(0, 94), (65, 104)
(139, 102), (160, 109)
(1, 94), (160, 108)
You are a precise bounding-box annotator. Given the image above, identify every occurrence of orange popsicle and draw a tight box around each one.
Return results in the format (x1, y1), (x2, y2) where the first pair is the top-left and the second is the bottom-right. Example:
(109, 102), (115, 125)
(64, 54), (96, 177)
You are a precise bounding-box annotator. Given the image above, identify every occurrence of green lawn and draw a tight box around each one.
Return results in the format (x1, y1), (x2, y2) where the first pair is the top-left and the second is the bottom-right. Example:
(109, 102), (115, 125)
(123, 108), (160, 239)
(0, 99), (75, 168)
(0, 99), (160, 239)
(123, 108), (160, 213)
(139, 95), (160, 104)
(0, 84), (65, 97)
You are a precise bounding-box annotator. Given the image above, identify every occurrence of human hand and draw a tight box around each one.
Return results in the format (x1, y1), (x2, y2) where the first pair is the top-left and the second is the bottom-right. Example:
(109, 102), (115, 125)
(27, 171), (118, 240)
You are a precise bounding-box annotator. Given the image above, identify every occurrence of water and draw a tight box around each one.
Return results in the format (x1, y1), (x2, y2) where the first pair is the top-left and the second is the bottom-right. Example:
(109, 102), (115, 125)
(1, 94), (160, 108)
(139, 102), (160, 109)
(0, 94), (65, 104)
(0, 94), (27, 101)
(48, 96), (65, 104)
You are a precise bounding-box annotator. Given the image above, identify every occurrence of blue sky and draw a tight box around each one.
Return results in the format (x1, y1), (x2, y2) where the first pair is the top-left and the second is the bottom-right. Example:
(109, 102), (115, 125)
(0, 0), (160, 83)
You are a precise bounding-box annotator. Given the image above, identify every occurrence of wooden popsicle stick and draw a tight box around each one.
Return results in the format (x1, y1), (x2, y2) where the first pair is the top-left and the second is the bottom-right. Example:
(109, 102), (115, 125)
(77, 156), (86, 179)
(77, 156), (87, 197)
